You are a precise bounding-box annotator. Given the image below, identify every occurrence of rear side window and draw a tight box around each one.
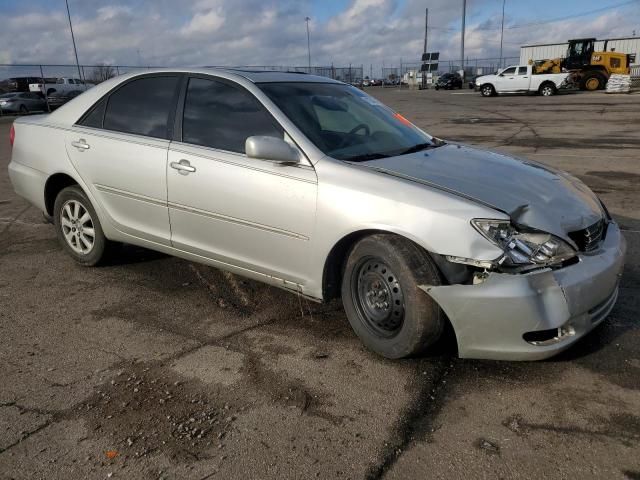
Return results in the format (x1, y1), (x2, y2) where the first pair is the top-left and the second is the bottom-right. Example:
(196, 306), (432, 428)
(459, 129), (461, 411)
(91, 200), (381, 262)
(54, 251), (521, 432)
(517, 67), (528, 75)
(182, 77), (283, 153)
(103, 76), (179, 139)
(80, 99), (107, 128)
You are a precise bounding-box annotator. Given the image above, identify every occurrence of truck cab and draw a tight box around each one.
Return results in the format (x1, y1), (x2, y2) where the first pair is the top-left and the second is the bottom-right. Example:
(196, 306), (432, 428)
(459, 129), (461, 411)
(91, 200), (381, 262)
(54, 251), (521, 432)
(475, 65), (569, 97)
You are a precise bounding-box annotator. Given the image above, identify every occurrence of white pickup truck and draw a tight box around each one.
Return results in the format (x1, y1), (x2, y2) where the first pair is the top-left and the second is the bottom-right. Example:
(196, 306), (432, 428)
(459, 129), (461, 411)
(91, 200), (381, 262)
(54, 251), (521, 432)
(29, 77), (91, 96)
(475, 65), (570, 97)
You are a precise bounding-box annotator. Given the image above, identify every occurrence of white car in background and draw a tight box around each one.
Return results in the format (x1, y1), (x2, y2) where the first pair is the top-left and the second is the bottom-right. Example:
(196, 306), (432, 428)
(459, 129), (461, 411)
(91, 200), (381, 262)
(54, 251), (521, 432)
(29, 77), (91, 96)
(475, 65), (570, 97)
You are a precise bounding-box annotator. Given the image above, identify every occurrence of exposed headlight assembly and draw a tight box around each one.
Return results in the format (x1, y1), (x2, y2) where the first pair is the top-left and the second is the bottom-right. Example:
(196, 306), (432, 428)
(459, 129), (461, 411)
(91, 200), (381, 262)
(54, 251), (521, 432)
(469, 219), (576, 269)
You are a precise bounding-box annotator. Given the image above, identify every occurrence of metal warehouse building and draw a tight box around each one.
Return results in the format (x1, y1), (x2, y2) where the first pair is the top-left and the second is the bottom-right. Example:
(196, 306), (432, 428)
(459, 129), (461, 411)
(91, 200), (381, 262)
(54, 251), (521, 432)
(520, 37), (640, 64)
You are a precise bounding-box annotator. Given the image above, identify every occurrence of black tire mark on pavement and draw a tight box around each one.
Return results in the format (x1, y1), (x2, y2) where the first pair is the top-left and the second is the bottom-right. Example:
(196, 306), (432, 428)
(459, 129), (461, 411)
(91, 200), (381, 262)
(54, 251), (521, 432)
(365, 358), (456, 480)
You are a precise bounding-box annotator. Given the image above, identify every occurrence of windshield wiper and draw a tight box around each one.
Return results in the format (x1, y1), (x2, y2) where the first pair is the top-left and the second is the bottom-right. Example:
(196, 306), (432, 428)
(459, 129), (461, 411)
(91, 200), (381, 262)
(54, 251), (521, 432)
(398, 143), (436, 155)
(342, 153), (391, 162)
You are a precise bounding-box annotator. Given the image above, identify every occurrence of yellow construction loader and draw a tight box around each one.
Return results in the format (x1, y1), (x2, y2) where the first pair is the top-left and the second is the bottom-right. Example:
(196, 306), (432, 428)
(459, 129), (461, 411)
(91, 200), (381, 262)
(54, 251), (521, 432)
(530, 38), (636, 91)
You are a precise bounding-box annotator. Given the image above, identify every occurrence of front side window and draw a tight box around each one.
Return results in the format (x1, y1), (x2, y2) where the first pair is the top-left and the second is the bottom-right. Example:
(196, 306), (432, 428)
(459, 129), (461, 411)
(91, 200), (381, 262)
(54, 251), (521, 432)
(501, 67), (516, 75)
(103, 76), (179, 138)
(182, 77), (283, 153)
(259, 82), (439, 162)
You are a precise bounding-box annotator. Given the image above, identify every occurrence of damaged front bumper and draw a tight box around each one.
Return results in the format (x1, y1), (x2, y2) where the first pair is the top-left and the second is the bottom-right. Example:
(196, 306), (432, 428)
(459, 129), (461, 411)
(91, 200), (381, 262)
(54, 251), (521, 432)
(421, 222), (626, 361)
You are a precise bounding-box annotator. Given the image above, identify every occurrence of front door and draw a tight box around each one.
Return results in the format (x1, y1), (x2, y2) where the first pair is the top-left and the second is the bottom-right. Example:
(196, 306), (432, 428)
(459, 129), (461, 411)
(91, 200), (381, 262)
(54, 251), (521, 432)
(167, 76), (317, 284)
(65, 74), (181, 245)
(495, 66), (518, 92)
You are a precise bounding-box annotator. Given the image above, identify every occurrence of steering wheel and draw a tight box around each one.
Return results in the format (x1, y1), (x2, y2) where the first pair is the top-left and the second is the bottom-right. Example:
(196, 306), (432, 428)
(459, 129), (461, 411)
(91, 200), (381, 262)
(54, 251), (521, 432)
(349, 124), (370, 136)
(337, 124), (370, 149)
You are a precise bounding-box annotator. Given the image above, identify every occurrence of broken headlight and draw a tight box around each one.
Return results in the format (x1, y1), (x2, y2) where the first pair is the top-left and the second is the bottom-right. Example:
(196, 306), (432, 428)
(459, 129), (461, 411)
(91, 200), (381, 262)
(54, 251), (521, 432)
(470, 219), (576, 267)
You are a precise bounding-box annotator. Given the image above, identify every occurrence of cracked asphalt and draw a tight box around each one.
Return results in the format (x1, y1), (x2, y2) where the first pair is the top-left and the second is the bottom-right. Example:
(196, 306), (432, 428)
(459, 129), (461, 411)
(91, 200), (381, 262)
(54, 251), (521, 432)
(1, 88), (639, 480)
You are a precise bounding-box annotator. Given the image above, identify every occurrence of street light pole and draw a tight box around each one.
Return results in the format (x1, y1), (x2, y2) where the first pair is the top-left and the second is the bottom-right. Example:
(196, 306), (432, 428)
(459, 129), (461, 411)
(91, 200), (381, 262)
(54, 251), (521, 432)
(499, 0), (506, 69)
(65, 0), (83, 81)
(305, 17), (311, 72)
(460, 0), (466, 80)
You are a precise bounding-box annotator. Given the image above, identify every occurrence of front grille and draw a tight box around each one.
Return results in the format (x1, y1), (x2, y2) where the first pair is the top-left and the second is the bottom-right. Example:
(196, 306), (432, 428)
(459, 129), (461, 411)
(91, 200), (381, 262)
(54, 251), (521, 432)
(568, 219), (606, 252)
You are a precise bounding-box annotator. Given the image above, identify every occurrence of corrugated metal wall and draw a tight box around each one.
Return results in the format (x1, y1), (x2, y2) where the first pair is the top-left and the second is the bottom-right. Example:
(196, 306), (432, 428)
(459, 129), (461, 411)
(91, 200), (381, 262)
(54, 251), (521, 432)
(520, 38), (640, 65)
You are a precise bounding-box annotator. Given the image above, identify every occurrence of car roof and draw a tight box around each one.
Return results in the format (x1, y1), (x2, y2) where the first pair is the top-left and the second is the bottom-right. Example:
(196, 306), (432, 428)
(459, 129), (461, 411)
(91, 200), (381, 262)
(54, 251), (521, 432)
(41, 67), (344, 126)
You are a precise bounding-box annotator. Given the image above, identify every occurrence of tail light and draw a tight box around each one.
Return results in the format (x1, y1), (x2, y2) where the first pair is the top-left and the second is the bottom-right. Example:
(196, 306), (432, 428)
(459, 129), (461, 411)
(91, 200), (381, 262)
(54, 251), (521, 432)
(9, 124), (15, 147)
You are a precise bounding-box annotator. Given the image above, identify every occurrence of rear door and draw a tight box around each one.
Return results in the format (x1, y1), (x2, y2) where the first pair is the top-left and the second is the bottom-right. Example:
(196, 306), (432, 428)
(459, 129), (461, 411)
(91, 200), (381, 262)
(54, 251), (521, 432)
(167, 76), (317, 284)
(64, 74), (181, 245)
(511, 66), (531, 91)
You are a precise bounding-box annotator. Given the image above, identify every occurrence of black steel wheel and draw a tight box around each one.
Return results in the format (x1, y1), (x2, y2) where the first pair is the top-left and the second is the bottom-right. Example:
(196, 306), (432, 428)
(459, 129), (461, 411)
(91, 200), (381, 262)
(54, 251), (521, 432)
(352, 257), (405, 338)
(341, 234), (445, 359)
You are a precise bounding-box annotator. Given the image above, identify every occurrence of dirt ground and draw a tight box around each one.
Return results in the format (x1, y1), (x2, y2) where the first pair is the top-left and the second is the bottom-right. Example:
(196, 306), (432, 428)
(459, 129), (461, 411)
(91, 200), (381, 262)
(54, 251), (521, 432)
(1, 88), (639, 480)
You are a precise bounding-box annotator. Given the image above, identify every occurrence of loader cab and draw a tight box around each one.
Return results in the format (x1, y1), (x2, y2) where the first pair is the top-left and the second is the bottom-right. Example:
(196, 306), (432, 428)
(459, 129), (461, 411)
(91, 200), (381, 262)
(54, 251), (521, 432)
(563, 38), (595, 70)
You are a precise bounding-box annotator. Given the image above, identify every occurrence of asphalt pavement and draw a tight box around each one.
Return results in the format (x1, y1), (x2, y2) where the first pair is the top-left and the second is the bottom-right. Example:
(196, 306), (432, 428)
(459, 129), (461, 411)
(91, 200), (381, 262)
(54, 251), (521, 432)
(0, 88), (638, 479)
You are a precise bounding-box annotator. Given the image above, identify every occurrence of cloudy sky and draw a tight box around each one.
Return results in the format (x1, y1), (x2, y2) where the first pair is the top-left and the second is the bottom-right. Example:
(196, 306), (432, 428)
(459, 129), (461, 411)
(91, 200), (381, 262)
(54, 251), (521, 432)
(1, 0), (638, 74)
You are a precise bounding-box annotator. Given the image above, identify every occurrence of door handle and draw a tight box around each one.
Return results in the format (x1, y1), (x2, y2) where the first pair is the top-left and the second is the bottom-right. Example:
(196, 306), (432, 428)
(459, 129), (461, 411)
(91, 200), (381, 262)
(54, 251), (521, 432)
(170, 159), (196, 175)
(71, 139), (90, 151)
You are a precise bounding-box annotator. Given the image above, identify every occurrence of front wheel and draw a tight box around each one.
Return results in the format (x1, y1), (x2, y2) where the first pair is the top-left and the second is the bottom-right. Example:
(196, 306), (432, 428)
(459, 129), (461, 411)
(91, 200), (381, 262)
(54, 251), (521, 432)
(481, 84), (495, 97)
(54, 185), (110, 266)
(341, 234), (444, 359)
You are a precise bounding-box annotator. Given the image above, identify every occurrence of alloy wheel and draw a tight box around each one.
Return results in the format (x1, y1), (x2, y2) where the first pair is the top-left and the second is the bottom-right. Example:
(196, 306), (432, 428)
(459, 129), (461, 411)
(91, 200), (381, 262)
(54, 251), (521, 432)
(60, 200), (95, 255)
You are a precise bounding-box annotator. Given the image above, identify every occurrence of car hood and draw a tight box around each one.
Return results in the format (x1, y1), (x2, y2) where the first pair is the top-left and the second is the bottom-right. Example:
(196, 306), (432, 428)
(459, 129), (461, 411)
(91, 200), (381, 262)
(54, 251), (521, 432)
(358, 144), (604, 244)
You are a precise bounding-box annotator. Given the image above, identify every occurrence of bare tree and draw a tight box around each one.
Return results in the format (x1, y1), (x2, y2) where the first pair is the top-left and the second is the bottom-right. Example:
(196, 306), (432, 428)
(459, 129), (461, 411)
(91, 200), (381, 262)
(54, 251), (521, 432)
(89, 64), (117, 84)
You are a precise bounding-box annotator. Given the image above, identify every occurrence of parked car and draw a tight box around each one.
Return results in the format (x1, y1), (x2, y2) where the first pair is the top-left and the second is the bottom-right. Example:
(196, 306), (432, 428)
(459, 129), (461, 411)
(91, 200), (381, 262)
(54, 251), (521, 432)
(30, 77), (91, 96)
(0, 77), (44, 93)
(46, 90), (84, 110)
(434, 73), (463, 90)
(0, 92), (47, 113)
(8, 69), (625, 361)
(475, 65), (570, 96)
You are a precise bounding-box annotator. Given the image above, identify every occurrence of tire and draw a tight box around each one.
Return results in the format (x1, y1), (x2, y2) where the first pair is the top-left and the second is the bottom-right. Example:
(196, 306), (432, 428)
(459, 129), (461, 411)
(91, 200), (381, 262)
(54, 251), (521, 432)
(480, 84), (495, 97)
(580, 72), (605, 91)
(53, 185), (109, 266)
(19, 104), (28, 114)
(434, 85), (440, 90)
(538, 83), (556, 96)
(341, 234), (444, 359)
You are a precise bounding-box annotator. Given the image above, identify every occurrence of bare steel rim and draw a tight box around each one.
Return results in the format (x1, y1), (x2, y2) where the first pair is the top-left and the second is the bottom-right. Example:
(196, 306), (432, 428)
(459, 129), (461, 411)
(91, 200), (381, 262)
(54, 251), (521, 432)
(60, 200), (95, 255)
(351, 257), (405, 338)
(541, 84), (555, 96)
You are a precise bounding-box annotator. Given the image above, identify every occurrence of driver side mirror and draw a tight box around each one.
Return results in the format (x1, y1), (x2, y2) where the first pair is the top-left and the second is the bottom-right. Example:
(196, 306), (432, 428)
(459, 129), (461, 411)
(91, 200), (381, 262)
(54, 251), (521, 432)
(245, 136), (300, 164)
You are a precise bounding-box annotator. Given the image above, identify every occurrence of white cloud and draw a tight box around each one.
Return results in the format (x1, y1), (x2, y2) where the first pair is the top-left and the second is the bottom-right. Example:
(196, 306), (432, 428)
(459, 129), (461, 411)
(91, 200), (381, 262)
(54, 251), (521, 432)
(0, 0), (636, 77)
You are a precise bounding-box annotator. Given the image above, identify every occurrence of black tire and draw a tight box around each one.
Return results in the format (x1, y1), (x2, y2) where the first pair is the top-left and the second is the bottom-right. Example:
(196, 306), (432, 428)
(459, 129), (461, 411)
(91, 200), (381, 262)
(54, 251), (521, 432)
(53, 185), (109, 266)
(341, 234), (444, 359)
(19, 104), (28, 114)
(480, 84), (495, 97)
(580, 72), (606, 91)
(434, 85), (440, 90)
(538, 82), (556, 96)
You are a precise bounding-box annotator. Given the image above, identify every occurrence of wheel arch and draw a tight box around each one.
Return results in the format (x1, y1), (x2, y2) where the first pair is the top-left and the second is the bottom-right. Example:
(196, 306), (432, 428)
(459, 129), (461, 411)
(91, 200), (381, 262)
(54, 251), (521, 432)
(538, 80), (557, 93)
(321, 228), (469, 301)
(44, 172), (81, 216)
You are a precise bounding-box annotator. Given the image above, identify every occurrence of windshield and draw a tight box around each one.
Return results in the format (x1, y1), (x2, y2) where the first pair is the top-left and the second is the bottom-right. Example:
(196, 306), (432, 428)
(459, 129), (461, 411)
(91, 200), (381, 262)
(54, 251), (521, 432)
(258, 82), (440, 161)
(0, 93), (18, 98)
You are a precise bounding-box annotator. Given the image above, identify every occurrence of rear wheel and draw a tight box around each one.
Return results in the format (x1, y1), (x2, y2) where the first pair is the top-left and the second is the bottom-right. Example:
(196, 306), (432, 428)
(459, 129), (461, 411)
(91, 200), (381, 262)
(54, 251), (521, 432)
(481, 84), (495, 97)
(539, 83), (556, 96)
(341, 234), (444, 359)
(19, 104), (28, 114)
(581, 72), (606, 91)
(54, 185), (110, 266)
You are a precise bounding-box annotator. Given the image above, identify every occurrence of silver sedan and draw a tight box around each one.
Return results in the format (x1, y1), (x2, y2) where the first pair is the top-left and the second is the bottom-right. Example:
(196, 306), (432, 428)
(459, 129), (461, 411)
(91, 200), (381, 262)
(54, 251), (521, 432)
(7, 69), (625, 360)
(0, 92), (47, 114)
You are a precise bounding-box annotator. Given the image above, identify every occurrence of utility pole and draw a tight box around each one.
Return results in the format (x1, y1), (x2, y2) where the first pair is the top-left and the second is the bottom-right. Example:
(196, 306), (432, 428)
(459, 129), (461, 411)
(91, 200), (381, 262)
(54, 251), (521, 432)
(65, 0), (83, 81)
(423, 7), (429, 89)
(499, 0), (506, 70)
(305, 17), (311, 72)
(460, 0), (466, 80)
